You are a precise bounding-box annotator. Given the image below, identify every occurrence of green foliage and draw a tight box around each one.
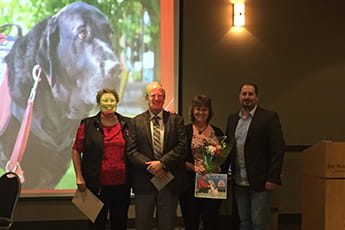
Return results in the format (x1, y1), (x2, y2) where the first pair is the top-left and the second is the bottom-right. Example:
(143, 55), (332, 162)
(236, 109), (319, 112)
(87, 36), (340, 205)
(55, 160), (76, 189)
(0, 0), (159, 70)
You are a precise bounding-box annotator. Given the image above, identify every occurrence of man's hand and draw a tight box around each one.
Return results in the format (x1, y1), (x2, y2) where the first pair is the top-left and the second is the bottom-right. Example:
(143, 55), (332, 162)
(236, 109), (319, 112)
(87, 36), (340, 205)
(265, 181), (278, 191)
(145, 160), (163, 175)
(154, 169), (170, 182)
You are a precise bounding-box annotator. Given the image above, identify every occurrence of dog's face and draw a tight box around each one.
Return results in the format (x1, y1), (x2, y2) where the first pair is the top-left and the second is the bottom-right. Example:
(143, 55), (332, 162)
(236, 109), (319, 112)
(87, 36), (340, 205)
(4, 2), (123, 138)
(38, 2), (122, 119)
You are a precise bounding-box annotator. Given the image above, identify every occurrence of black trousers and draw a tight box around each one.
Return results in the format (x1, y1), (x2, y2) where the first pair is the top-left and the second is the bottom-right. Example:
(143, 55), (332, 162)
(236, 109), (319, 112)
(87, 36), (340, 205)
(88, 184), (130, 230)
(180, 187), (221, 230)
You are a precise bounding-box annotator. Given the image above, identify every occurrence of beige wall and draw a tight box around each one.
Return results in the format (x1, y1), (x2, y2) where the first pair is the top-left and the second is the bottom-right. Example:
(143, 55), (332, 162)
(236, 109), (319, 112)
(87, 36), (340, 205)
(181, 0), (345, 145)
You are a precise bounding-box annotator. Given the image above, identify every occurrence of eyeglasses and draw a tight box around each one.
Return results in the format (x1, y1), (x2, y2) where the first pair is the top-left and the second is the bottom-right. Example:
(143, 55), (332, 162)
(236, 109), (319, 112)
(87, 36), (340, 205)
(150, 94), (164, 99)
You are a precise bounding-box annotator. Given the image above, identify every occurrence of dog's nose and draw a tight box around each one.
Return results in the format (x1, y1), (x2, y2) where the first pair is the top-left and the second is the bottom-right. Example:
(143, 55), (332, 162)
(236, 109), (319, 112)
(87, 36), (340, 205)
(104, 60), (122, 76)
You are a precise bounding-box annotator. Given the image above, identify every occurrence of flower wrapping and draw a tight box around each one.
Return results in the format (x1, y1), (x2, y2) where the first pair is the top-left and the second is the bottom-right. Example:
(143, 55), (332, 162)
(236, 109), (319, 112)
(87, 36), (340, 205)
(202, 136), (231, 172)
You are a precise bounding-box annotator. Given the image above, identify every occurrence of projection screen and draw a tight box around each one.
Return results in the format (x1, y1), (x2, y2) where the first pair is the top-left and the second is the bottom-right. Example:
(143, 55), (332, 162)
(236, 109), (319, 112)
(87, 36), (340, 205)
(0, 0), (179, 196)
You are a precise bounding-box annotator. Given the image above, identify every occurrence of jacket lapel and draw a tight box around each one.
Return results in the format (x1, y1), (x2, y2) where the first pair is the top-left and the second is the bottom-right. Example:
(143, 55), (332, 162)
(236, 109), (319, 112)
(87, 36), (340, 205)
(229, 114), (239, 137)
(162, 110), (169, 150)
(142, 111), (153, 147)
(245, 107), (260, 142)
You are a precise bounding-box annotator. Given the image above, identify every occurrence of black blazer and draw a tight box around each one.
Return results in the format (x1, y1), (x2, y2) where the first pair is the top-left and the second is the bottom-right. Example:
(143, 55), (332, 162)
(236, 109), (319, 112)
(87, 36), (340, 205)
(127, 110), (187, 194)
(184, 123), (226, 190)
(225, 107), (285, 192)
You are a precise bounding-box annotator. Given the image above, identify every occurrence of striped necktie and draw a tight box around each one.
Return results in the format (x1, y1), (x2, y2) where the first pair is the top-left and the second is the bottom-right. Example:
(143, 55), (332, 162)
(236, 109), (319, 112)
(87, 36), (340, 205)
(152, 116), (162, 159)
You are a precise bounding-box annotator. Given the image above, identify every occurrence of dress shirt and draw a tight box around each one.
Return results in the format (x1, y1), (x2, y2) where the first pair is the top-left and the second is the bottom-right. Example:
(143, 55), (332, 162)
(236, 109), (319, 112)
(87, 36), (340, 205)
(234, 105), (257, 186)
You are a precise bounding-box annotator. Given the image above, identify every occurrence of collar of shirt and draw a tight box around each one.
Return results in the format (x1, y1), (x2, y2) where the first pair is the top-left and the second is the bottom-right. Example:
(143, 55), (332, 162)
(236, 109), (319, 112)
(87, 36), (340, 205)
(149, 110), (163, 121)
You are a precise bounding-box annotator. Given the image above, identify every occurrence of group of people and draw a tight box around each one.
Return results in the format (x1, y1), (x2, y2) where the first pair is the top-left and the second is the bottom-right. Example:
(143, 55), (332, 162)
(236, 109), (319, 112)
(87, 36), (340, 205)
(71, 81), (285, 230)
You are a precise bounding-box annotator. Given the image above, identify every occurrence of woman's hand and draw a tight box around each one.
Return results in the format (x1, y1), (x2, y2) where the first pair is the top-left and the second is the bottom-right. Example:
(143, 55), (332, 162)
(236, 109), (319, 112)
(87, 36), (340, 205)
(76, 177), (86, 192)
(77, 183), (87, 192)
(185, 161), (207, 175)
(194, 165), (207, 175)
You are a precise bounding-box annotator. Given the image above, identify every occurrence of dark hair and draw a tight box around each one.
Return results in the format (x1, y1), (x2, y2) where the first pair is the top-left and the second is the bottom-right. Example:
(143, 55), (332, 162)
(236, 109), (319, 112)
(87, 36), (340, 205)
(190, 94), (214, 123)
(240, 83), (258, 95)
(96, 88), (120, 105)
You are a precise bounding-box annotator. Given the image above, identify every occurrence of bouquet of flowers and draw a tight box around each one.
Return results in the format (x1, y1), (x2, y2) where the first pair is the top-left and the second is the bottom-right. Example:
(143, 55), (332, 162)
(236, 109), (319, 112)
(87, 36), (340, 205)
(202, 136), (231, 172)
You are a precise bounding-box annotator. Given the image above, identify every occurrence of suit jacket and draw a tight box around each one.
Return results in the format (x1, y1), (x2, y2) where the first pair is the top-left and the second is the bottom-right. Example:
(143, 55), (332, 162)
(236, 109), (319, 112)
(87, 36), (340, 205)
(225, 107), (285, 192)
(127, 110), (187, 194)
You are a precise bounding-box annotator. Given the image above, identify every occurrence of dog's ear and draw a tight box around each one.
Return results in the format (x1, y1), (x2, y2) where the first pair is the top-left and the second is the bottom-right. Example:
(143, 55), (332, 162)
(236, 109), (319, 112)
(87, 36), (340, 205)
(36, 16), (59, 88)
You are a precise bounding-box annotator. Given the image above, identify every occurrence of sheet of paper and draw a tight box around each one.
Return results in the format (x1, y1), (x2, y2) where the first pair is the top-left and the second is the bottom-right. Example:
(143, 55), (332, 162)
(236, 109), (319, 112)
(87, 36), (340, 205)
(72, 188), (104, 223)
(150, 171), (174, 191)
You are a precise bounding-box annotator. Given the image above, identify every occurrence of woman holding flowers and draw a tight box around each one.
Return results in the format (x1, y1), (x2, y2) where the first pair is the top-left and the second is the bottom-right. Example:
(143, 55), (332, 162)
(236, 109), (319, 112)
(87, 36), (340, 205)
(180, 95), (228, 230)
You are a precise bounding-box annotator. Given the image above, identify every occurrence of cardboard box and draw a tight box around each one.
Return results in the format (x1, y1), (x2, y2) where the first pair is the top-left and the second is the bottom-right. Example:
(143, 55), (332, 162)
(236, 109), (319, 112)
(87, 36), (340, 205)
(303, 141), (345, 178)
(302, 175), (345, 230)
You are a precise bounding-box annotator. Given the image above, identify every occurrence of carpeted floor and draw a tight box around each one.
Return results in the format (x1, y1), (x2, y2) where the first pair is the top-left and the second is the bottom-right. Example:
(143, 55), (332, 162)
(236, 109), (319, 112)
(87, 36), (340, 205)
(11, 214), (301, 230)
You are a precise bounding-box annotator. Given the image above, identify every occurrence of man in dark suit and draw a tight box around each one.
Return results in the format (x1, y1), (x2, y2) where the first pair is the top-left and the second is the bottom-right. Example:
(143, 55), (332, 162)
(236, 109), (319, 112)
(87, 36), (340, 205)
(225, 83), (285, 230)
(127, 81), (187, 230)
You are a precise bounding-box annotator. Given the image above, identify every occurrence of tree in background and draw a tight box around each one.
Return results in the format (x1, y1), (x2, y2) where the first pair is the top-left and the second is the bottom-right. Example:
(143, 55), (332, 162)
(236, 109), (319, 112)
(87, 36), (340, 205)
(0, 0), (159, 82)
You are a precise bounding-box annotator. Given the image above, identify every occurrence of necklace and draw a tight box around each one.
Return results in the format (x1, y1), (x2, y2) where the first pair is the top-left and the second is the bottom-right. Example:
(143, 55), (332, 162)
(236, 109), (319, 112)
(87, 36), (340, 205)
(196, 125), (208, 135)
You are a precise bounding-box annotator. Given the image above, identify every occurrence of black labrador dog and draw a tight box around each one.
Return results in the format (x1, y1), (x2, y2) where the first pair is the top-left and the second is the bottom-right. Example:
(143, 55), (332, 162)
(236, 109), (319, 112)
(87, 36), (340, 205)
(0, 1), (121, 189)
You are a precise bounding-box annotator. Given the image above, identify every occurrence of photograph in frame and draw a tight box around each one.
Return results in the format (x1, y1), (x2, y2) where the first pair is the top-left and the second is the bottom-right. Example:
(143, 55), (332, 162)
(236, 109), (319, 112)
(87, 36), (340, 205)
(194, 173), (228, 199)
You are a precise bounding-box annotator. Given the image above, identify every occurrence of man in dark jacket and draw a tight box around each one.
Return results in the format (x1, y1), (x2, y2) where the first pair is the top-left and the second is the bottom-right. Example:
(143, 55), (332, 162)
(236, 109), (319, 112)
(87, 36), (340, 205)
(127, 81), (187, 230)
(225, 83), (285, 230)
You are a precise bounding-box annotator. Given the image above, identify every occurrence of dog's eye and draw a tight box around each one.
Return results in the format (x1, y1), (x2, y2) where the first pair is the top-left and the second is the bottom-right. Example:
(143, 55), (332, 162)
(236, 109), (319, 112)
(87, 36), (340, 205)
(78, 30), (88, 40)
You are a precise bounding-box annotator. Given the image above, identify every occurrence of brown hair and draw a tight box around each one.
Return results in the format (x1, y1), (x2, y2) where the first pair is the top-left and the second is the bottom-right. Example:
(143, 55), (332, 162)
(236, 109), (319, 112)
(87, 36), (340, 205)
(190, 94), (214, 123)
(96, 88), (120, 105)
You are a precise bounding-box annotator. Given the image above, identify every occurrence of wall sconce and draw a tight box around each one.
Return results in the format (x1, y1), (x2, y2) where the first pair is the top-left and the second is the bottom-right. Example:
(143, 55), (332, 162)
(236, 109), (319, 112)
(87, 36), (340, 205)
(233, 3), (245, 27)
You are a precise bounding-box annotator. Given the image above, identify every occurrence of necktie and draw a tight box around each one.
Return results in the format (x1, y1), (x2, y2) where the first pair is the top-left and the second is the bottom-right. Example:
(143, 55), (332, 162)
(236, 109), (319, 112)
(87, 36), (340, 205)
(152, 116), (161, 159)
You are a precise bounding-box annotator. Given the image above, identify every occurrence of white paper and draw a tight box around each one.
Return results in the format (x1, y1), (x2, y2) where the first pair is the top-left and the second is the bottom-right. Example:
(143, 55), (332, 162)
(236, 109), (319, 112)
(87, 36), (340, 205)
(72, 188), (104, 222)
(150, 171), (174, 191)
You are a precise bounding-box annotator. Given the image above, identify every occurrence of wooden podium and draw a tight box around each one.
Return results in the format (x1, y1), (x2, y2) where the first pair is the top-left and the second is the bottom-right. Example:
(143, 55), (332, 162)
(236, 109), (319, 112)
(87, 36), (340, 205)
(302, 141), (345, 230)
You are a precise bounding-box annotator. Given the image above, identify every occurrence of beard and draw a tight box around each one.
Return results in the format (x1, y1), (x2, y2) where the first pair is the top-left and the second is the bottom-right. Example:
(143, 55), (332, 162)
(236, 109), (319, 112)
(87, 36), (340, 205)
(241, 101), (256, 110)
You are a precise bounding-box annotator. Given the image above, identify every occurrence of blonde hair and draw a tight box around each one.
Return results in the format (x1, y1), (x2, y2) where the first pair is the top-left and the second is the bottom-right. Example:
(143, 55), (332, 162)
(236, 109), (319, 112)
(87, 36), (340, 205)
(145, 81), (165, 95)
